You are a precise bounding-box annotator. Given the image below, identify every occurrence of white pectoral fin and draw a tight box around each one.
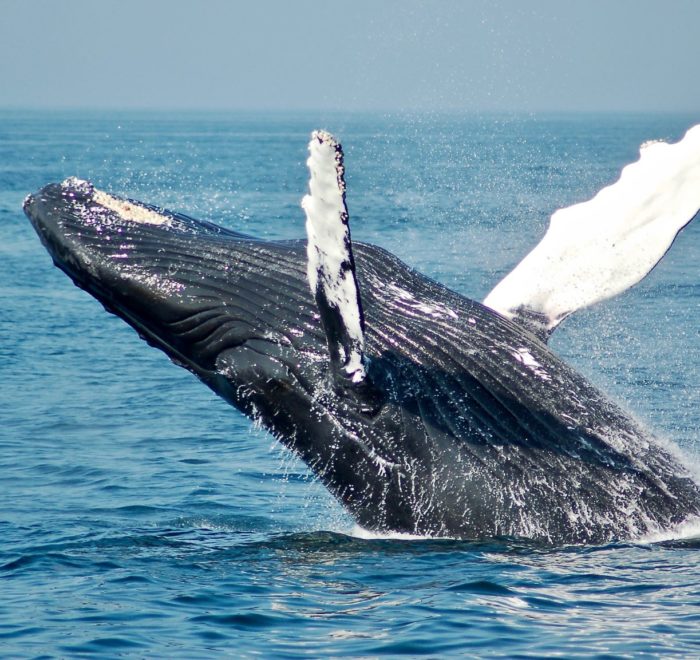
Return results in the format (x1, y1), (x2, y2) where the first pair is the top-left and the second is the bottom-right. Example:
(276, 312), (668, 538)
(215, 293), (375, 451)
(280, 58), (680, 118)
(302, 130), (367, 384)
(484, 124), (700, 341)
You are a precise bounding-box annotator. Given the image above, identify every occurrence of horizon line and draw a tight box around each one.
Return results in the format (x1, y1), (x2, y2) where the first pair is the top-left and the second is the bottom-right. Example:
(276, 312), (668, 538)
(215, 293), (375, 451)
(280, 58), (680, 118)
(1, 105), (698, 117)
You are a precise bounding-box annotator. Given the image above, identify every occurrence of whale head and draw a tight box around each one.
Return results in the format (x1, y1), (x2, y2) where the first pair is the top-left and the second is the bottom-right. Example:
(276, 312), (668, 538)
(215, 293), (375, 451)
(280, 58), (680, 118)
(23, 177), (330, 414)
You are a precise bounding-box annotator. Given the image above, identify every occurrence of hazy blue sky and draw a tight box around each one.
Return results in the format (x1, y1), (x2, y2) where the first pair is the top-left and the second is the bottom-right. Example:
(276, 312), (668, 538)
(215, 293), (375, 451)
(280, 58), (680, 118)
(2, 0), (699, 113)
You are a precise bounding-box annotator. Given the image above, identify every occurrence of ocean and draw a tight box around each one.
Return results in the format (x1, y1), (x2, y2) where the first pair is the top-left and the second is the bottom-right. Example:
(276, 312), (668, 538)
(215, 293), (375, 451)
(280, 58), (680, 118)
(1, 110), (699, 656)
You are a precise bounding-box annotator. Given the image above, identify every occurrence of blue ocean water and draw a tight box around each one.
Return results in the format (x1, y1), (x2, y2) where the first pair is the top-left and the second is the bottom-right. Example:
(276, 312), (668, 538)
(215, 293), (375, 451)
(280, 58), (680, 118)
(1, 110), (699, 657)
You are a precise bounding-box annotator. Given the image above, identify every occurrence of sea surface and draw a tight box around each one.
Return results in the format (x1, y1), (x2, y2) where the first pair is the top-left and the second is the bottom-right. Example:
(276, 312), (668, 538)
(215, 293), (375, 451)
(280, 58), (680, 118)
(1, 110), (699, 657)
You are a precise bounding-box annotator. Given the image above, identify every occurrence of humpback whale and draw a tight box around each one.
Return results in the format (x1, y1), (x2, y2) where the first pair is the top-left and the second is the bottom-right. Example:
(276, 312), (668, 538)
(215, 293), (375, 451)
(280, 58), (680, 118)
(24, 126), (700, 545)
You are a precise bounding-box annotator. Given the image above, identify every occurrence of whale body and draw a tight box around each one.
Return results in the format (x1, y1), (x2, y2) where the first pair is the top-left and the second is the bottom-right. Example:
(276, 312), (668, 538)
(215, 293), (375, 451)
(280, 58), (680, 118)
(23, 128), (700, 545)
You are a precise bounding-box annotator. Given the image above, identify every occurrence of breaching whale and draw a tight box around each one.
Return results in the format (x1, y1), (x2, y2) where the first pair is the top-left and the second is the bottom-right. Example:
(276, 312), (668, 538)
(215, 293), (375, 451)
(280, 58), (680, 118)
(24, 126), (700, 545)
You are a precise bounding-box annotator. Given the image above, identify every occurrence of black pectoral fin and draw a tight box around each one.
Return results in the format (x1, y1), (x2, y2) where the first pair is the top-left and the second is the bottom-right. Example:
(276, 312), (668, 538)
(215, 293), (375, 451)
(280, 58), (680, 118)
(313, 278), (363, 375)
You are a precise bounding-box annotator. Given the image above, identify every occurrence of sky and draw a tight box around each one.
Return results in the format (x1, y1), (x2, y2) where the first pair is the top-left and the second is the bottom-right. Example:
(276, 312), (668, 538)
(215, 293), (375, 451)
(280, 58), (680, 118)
(1, 0), (699, 113)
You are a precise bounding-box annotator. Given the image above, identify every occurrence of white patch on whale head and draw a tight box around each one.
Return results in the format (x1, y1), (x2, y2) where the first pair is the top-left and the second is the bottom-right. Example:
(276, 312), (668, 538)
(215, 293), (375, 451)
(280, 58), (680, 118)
(92, 190), (171, 226)
(60, 177), (171, 226)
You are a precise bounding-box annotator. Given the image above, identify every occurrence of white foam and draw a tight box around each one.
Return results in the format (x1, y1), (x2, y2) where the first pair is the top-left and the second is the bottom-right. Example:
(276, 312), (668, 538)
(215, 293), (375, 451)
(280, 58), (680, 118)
(350, 524), (434, 541)
(511, 347), (552, 381)
(484, 124), (700, 333)
(352, 517), (700, 546)
(386, 283), (459, 321)
(634, 515), (700, 544)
